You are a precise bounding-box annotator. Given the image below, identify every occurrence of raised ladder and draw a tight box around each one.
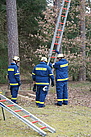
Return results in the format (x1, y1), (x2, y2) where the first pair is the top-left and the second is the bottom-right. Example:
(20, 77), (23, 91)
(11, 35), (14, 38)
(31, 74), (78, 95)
(0, 94), (56, 136)
(47, 0), (71, 64)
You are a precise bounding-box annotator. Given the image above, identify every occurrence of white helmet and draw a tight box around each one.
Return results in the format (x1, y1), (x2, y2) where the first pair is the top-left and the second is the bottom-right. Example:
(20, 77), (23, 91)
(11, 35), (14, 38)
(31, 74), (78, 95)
(57, 54), (64, 58)
(13, 56), (20, 62)
(41, 57), (47, 62)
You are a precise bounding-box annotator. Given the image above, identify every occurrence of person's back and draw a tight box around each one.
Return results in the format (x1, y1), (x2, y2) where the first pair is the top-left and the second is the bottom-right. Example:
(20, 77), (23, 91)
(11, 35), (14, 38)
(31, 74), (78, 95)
(54, 58), (68, 82)
(8, 56), (21, 103)
(8, 62), (20, 86)
(32, 57), (54, 108)
(34, 62), (53, 86)
(53, 54), (68, 106)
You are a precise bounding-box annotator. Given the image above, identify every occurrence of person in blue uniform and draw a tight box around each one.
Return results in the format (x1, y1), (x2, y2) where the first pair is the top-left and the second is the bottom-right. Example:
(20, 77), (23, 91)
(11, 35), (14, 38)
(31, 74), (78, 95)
(53, 54), (68, 106)
(8, 56), (21, 103)
(32, 57), (54, 108)
(32, 61), (53, 92)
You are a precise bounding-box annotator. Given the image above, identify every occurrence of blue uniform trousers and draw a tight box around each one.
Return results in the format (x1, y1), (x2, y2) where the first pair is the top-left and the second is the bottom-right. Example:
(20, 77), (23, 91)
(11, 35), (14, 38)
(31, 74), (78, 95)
(56, 81), (68, 105)
(10, 86), (19, 103)
(36, 85), (48, 107)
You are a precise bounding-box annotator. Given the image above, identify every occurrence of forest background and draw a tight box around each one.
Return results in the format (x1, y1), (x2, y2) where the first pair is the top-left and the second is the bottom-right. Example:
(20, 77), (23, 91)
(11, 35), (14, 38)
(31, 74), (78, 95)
(0, 0), (91, 83)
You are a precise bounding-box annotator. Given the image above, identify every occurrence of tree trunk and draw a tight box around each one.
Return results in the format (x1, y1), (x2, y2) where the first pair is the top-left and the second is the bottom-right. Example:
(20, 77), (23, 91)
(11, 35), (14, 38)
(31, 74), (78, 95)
(79, 0), (86, 81)
(6, 0), (19, 65)
(53, 0), (62, 8)
(87, 0), (91, 7)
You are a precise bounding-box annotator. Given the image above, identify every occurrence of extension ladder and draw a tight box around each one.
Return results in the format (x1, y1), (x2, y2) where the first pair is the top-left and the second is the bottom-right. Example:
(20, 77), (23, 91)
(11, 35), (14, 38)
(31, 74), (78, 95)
(47, 0), (71, 65)
(0, 94), (56, 136)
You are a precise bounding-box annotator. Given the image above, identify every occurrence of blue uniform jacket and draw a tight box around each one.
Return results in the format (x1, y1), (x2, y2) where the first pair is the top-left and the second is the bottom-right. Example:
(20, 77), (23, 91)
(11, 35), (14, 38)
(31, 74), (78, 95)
(8, 63), (20, 86)
(53, 59), (68, 82)
(32, 62), (54, 86)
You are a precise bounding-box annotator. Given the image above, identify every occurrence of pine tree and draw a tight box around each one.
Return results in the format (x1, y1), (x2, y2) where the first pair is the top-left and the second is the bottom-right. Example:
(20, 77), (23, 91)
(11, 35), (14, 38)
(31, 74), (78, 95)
(6, 0), (19, 65)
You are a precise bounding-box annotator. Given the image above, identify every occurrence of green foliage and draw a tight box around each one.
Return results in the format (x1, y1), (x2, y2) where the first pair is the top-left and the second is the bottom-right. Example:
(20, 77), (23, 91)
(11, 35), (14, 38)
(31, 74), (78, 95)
(17, 0), (47, 72)
(0, 1), (7, 48)
(18, 0), (46, 34)
(0, 2), (8, 83)
(65, 0), (79, 36)
(0, 47), (8, 83)
(0, 0), (91, 81)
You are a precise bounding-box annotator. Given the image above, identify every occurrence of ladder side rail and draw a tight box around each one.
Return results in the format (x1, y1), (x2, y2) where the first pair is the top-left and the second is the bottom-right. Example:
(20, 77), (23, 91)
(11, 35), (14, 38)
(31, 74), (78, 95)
(0, 94), (56, 133)
(47, 0), (65, 65)
(54, 0), (71, 63)
(0, 94), (6, 99)
(0, 102), (47, 137)
(21, 108), (56, 133)
(0, 94), (47, 126)
(0, 94), (23, 110)
(57, 0), (71, 52)
(0, 95), (6, 120)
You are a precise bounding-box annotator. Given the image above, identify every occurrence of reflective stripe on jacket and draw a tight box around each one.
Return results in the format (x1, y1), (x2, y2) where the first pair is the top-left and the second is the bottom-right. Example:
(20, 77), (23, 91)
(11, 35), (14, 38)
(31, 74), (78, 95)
(32, 62), (54, 86)
(53, 59), (68, 82)
(8, 63), (20, 86)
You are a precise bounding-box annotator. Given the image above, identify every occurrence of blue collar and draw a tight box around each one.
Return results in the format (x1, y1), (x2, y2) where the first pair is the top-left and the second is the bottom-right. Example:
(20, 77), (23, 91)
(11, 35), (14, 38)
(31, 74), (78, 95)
(40, 62), (46, 64)
(11, 62), (16, 65)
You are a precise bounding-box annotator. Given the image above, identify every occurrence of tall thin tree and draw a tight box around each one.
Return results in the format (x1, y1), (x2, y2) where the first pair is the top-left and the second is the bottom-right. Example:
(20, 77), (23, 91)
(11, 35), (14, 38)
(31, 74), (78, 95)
(53, 0), (62, 8)
(79, 0), (86, 81)
(6, 0), (19, 65)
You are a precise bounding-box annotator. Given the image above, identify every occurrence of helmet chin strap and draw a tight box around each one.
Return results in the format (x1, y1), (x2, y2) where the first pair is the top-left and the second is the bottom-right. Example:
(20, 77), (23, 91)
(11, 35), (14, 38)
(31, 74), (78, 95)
(12, 60), (17, 64)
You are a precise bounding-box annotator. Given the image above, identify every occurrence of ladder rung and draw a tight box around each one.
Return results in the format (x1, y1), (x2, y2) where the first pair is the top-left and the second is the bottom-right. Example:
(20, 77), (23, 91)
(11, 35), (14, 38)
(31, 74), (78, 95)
(51, 57), (56, 58)
(32, 120), (38, 123)
(56, 36), (60, 38)
(7, 104), (15, 107)
(14, 109), (23, 112)
(65, 0), (69, 2)
(59, 22), (64, 24)
(22, 115), (30, 118)
(58, 29), (62, 31)
(54, 43), (59, 45)
(61, 15), (66, 17)
(0, 94), (56, 136)
(0, 99), (7, 102)
(40, 126), (47, 129)
(62, 8), (68, 10)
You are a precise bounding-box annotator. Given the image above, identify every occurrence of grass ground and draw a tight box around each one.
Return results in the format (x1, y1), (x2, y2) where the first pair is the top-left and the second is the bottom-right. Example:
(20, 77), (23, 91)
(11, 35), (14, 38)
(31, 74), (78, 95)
(0, 81), (91, 137)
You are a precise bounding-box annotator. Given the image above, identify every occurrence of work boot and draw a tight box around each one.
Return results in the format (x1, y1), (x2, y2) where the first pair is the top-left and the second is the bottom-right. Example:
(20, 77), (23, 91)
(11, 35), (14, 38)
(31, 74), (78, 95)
(62, 103), (68, 105)
(38, 105), (45, 108)
(55, 103), (62, 106)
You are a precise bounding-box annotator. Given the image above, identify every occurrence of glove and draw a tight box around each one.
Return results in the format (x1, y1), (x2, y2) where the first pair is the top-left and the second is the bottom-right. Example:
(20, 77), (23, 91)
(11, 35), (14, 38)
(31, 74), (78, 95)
(33, 84), (36, 92)
(18, 82), (21, 86)
(43, 86), (48, 92)
(54, 50), (60, 54)
(52, 63), (55, 68)
(51, 81), (54, 87)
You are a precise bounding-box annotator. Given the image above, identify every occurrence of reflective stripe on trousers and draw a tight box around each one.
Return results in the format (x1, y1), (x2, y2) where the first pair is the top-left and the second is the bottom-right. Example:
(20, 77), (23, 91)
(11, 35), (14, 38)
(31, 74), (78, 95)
(10, 86), (19, 103)
(56, 81), (68, 105)
(36, 85), (48, 107)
